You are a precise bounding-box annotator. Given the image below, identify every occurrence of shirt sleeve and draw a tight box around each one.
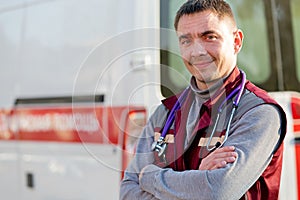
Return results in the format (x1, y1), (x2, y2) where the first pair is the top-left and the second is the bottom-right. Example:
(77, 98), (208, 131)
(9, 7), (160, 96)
(138, 104), (282, 200)
(119, 105), (167, 200)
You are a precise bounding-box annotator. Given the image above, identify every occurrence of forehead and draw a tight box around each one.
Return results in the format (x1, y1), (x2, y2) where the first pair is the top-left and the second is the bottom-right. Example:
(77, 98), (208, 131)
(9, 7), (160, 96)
(177, 10), (234, 35)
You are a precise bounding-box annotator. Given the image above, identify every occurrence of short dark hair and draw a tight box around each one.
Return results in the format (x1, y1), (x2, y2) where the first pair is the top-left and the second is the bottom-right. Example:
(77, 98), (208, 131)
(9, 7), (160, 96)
(174, 0), (236, 30)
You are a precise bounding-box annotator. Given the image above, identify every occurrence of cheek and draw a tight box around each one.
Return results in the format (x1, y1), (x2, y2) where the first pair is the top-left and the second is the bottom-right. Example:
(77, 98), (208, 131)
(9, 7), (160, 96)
(221, 45), (235, 61)
(179, 47), (191, 62)
(223, 40), (236, 55)
(183, 60), (194, 75)
(212, 44), (232, 62)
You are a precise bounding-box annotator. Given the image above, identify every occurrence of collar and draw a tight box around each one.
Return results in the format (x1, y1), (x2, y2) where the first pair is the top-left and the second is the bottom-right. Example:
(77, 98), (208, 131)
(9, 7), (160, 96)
(162, 66), (243, 111)
(203, 67), (242, 110)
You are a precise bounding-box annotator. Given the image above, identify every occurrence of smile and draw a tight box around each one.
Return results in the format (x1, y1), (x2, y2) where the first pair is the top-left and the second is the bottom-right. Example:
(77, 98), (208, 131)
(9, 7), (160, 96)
(190, 60), (213, 69)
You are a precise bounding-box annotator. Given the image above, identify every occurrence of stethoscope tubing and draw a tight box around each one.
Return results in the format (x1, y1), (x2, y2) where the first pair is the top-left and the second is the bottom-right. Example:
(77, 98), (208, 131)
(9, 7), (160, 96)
(206, 70), (246, 151)
(151, 87), (189, 156)
(160, 87), (189, 138)
(152, 70), (246, 156)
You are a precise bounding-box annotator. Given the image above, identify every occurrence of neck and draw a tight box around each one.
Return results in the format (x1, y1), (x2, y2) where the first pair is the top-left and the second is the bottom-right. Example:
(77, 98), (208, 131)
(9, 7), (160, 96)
(191, 76), (224, 97)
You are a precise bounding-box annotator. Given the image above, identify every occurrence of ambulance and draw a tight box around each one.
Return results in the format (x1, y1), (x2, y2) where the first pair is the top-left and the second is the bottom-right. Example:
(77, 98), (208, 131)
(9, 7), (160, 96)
(0, 0), (299, 199)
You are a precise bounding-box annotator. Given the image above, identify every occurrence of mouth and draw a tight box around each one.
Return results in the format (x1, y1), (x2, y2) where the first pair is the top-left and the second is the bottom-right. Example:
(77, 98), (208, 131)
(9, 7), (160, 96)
(190, 60), (214, 69)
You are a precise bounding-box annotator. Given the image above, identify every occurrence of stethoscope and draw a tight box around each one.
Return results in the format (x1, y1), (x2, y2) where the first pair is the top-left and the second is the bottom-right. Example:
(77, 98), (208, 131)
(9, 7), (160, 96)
(151, 70), (246, 157)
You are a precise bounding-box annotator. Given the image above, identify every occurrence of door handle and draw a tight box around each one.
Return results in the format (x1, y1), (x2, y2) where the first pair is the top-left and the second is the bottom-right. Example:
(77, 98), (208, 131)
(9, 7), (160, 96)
(26, 172), (34, 188)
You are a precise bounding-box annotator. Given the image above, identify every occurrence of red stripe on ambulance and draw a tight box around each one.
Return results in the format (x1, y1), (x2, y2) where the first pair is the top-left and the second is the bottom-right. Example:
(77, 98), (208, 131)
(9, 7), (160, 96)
(291, 97), (300, 200)
(0, 106), (146, 145)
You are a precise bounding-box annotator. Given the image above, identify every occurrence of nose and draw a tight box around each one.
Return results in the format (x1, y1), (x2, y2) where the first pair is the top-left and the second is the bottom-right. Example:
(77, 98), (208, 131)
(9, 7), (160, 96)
(190, 40), (206, 57)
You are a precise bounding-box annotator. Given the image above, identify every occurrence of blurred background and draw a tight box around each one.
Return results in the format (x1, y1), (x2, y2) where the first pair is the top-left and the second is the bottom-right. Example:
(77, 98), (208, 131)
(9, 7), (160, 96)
(0, 0), (299, 199)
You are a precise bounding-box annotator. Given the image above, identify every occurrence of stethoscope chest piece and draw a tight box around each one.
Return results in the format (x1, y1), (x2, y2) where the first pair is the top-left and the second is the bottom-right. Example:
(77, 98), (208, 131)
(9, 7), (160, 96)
(151, 137), (167, 157)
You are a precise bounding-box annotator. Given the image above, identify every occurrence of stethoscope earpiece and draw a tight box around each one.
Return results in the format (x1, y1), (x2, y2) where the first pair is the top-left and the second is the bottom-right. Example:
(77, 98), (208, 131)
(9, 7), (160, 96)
(215, 141), (221, 148)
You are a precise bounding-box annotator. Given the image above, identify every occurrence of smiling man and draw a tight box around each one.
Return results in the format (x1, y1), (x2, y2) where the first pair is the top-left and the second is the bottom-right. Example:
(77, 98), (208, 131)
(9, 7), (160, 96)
(120, 1), (286, 199)
(176, 8), (243, 90)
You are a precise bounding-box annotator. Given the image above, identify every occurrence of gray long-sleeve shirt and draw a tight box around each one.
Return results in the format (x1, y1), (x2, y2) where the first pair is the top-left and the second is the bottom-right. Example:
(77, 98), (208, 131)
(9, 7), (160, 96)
(120, 78), (282, 200)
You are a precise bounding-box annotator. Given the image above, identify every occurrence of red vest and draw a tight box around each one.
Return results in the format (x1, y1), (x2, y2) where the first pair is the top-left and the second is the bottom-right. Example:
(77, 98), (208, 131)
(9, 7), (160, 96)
(153, 68), (287, 200)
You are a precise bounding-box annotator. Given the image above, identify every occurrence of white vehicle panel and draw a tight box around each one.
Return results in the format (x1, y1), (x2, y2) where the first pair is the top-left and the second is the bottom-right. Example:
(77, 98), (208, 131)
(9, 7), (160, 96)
(19, 142), (121, 200)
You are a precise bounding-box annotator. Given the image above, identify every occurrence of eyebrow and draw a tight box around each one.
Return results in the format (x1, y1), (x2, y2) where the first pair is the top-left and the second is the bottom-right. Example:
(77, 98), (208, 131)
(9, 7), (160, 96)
(178, 30), (218, 40)
(178, 34), (191, 41)
(201, 30), (217, 36)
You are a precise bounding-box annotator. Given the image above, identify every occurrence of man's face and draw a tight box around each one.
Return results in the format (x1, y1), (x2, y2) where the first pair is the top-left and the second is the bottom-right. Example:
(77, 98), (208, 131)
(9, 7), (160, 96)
(177, 10), (243, 90)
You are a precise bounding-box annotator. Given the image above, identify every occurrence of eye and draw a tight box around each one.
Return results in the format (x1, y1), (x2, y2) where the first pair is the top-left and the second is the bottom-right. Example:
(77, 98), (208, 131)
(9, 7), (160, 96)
(180, 38), (191, 46)
(205, 34), (218, 41)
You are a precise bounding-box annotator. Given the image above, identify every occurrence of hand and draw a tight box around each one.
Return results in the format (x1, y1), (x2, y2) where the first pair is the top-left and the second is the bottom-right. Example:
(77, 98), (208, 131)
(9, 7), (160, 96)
(139, 165), (147, 181)
(199, 146), (238, 170)
(139, 164), (161, 183)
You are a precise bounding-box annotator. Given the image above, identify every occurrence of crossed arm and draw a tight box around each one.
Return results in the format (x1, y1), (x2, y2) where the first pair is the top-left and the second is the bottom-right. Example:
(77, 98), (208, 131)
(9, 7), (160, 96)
(198, 146), (237, 170)
(120, 104), (281, 200)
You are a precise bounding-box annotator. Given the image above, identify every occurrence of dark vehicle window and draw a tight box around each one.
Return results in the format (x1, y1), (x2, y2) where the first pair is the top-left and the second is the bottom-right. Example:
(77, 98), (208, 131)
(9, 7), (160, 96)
(160, 0), (299, 97)
(292, 0), (300, 81)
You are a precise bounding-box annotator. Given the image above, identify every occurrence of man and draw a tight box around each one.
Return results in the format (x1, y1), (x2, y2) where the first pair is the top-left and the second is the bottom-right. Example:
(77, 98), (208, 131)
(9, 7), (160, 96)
(120, 0), (286, 199)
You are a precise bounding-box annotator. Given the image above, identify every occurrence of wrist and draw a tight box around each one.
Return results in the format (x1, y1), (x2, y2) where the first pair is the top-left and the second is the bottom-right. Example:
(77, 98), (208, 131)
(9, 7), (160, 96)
(139, 164), (161, 194)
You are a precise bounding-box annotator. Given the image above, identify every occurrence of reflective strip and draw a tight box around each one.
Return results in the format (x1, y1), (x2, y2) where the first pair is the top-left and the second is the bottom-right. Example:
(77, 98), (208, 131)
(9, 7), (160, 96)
(198, 135), (225, 147)
(154, 132), (174, 143)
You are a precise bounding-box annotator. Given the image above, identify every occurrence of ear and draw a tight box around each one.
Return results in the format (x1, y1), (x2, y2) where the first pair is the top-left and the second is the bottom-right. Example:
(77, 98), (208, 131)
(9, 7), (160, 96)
(234, 29), (243, 54)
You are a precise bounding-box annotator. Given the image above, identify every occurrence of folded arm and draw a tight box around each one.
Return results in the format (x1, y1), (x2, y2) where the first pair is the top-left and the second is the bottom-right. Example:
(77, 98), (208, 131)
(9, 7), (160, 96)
(121, 104), (281, 200)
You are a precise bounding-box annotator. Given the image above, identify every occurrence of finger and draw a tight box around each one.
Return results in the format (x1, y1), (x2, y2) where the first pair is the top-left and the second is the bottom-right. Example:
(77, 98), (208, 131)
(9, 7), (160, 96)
(210, 160), (227, 170)
(212, 155), (236, 166)
(201, 157), (227, 170)
(205, 147), (237, 161)
(214, 145), (235, 153)
(209, 156), (237, 170)
(223, 155), (236, 163)
(199, 146), (238, 170)
(199, 151), (237, 170)
(212, 151), (238, 160)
